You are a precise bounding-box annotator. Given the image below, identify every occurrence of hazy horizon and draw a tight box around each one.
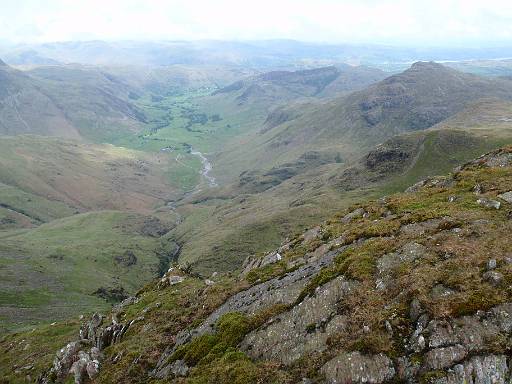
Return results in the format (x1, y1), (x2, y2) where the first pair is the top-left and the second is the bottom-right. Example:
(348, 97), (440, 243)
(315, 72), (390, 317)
(3, 0), (512, 48)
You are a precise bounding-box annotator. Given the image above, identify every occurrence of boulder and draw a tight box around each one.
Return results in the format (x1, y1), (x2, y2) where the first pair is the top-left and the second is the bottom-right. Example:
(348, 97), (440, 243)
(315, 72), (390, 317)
(341, 208), (366, 224)
(410, 298), (424, 322)
(424, 345), (467, 370)
(39, 313), (130, 383)
(241, 251), (283, 276)
(476, 198), (501, 210)
(487, 259), (497, 270)
(171, 359), (189, 377)
(498, 191), (512, 204)
(303, 226), (322, 241)
(168, 275), (185, 285)
(430, 284), (455, 299)
(86, 360), (100, 380)
(483, 271), (504, 287)
(52, 341), (83, 381)
(69, 351), (91, 384)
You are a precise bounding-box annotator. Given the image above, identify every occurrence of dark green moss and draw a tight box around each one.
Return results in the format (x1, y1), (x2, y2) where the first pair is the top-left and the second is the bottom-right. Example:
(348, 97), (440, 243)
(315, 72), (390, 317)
(216, 312), (252, 346)
(189, 350), (261, 384)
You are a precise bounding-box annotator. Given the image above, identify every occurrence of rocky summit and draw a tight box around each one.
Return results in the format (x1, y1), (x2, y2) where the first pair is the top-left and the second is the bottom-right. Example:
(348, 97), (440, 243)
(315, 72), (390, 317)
(3, 145), (511, 383)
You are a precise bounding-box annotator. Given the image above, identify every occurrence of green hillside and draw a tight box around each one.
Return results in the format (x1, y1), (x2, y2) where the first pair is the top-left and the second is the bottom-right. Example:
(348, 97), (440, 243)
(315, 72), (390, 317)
(0, 210), (177, 332)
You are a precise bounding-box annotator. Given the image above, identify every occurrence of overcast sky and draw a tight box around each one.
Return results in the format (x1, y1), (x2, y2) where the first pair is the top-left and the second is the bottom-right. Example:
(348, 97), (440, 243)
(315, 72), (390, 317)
(2, 0), (512, 46)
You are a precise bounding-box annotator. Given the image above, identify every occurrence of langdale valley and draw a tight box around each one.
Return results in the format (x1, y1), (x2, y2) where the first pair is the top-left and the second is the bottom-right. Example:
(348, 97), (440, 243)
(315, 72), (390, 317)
(3, 2), (512, 383)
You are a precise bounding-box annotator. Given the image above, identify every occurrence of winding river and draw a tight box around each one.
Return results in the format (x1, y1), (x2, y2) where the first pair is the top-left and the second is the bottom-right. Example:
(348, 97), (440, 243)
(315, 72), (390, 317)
(190, 148), (217, 187)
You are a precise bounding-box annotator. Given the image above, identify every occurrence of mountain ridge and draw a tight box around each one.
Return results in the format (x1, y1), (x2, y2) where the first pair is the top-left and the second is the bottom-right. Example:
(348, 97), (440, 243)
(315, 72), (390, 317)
(230, 61), (512, 172)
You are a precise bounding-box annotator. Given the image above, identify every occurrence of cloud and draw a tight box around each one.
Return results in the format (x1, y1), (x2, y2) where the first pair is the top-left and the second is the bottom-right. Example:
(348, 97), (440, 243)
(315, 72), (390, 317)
(1, 0), (512, 46)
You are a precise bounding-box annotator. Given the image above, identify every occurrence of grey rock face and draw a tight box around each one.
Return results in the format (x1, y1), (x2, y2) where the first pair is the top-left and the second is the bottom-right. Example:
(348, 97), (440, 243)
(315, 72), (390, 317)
(170, 360), (189, 377)
(406, 179), (428, 193)
(51, 341), (84, 381)
(400, 218), (444, 236)
(241, 250), (283, 276)
(168, 275), (185, 285)
(152, 247), (345, 377)
(241, 276), (356, 364)
(376, 242), (427, 290)
(406, 177), (455, 193)
(434, 355), (509, 384)
(483, 153), (512, 168)
(410, 298), (424, 322)
(69, 351), (91, 384)
(321, 352), (395, 384)
(407, 303), (512, 380)
(424, 344), (468, 370)
(303, 225), (322, 241)
(85, 360), (100, 380)
(430, 284), (455, 299)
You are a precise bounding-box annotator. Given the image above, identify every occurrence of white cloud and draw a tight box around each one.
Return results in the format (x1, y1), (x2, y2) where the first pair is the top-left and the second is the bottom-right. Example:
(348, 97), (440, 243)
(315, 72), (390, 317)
(1, 0), (512, 46)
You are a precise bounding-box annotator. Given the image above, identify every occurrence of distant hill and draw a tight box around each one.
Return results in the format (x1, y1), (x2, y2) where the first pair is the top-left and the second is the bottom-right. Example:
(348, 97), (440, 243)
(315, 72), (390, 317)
(227, 62), (512, 174)
(0, 135), (178, 217)
(107, 64), (257, 95)
(0, 62), (146, 141)
(213, 65), (387, 106)
(4, 40), (512, 68)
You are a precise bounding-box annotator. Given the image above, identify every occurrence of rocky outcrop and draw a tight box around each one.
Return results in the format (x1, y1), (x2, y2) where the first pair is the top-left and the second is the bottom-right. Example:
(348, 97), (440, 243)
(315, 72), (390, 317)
(376, 242), (428, 290)
(38, 312), (134, 384)
(434, 355), (509, 384)
(241, 276), (356, 364)
(241, 250), (283, 276)
(152, 246), (345, 378)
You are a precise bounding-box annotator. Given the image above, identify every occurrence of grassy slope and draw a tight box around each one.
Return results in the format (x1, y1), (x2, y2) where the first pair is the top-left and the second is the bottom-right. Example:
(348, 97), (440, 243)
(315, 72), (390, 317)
(0, 135), (190, 332)
(173, 113), (512, 274)
(0, 135), (180, 214)
(0, 183), (75, 228)
(0, 210), (176, 333)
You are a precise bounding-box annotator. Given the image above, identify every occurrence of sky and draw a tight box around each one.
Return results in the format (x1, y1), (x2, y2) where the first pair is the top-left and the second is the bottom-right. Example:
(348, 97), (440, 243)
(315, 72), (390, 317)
(2, 0), (512, 47)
